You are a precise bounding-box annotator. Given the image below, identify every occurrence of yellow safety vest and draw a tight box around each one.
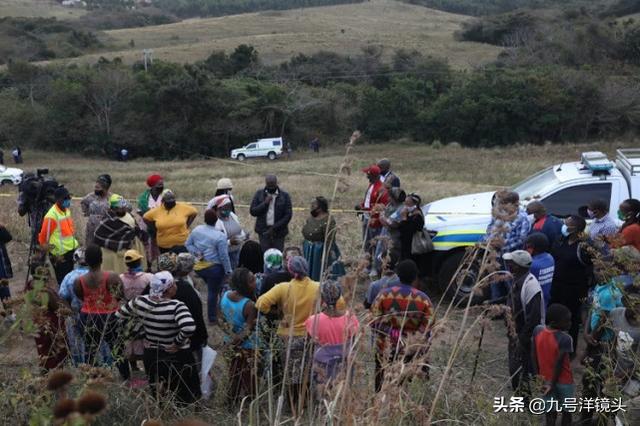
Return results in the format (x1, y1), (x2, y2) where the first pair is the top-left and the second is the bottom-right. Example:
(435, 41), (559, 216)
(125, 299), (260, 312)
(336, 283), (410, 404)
(43, 205), (79, 256)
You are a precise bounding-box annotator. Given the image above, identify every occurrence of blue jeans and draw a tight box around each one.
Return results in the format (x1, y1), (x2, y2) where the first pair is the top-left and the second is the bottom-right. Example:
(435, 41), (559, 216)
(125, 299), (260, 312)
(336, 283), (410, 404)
(229, 250), (240, 270)
(67, 313), (113, 366)
(197, 264), (225, 322)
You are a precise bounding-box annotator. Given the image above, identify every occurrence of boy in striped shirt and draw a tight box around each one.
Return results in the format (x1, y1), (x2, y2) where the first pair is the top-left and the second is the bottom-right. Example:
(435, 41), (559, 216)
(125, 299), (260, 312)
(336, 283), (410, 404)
(117, 271), (200, 404)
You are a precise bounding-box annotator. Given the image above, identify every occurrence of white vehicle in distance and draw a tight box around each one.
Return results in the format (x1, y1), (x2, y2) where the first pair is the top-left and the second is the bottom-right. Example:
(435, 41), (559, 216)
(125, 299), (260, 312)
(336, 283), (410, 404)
(0, 164), (23, 186)
(230, 137), (284, 161)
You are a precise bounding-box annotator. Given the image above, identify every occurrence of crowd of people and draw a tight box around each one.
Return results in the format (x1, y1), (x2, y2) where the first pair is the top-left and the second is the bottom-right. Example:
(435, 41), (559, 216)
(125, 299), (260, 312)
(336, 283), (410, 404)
(1, 157), (640, 423)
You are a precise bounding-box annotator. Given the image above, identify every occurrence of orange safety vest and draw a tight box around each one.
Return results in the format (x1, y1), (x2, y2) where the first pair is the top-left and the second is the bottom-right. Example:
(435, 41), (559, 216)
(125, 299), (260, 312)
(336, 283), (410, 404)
(39, 205), (79, 256)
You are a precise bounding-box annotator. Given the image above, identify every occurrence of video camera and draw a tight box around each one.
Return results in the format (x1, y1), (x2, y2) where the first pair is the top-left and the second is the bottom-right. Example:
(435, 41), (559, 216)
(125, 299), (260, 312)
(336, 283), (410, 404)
(18, 168), (59, 219)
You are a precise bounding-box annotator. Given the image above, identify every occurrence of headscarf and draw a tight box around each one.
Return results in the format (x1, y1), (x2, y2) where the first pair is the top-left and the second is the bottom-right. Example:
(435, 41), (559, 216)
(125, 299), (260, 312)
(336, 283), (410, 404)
(109, 194), (127, 209)
(213, 194), (232, 209)
(176, 252), (195, 274)
(73, 248), (86, 266)
(263, 249), (283, 273)
(287, 256), (309, 280)
(320, 280), (343, 312)
(146, 174), (163, 188)
(157, 253), (177, 272)
(150, 271), (174, 298)
(97, 174), (112, 188)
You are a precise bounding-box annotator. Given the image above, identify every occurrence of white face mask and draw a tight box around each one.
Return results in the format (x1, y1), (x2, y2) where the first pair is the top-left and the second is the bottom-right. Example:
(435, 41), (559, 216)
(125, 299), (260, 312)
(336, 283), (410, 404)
(527, 214), (535, 224)
(406, 206), (417, 212)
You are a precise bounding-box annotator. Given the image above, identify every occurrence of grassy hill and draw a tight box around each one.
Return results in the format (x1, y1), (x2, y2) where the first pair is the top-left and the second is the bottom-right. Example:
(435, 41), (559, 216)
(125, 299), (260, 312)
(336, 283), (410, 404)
(37, 0), (500, 68)
(0, 0), (85, 19)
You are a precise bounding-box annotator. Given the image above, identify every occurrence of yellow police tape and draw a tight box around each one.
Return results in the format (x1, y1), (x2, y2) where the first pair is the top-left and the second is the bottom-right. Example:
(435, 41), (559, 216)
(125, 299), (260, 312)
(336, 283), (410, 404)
(0, 192), (359, 214)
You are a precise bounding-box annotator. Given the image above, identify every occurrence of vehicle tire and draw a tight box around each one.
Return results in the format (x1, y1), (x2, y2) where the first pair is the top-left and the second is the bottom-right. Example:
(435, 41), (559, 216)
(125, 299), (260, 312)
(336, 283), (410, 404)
(237, 154), (246, 162)
(1, 179), (13, 186)
(267, 151), (276, 160)
(437, 250), (486, 306)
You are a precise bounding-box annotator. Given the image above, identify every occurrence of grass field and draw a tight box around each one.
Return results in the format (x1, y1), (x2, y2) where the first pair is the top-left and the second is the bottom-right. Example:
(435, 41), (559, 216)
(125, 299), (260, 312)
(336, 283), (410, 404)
(0, 139), (631, 424)
(35, 0), (501, 68)
(0, 0), (85, 19)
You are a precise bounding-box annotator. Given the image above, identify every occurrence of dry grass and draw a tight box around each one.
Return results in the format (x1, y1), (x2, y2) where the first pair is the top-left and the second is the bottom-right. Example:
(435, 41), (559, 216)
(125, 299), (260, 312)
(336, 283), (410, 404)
(35, 0), (501, 68)
(0, 0), (85, 19)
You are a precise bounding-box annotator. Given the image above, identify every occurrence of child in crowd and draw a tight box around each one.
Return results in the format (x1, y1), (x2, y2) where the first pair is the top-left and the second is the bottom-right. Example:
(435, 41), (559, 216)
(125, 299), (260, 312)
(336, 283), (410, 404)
(364, 253), (399, 310)
(220, 267), (258, 406)
(306, 280), (359, 395)
(532, 303), (574, 426)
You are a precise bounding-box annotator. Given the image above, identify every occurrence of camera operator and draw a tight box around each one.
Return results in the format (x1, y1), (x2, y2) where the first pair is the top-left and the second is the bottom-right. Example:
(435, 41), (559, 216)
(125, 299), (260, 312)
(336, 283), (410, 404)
(38, 187), (79, 284)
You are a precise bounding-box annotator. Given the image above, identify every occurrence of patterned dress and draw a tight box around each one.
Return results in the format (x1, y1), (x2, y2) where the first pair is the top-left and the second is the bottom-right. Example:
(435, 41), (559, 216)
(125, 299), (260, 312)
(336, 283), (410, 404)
(80, 192), (110, 246)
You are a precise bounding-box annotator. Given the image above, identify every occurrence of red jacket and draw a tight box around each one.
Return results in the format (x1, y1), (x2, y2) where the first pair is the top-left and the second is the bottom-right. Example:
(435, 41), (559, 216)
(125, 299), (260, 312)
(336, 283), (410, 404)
(361, 180), (389, 228)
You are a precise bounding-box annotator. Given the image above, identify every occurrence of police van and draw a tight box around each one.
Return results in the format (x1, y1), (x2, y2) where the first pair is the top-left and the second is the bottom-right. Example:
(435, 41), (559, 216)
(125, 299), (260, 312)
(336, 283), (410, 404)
(424, 149), (640, 301)
(230, 137), (284, 161)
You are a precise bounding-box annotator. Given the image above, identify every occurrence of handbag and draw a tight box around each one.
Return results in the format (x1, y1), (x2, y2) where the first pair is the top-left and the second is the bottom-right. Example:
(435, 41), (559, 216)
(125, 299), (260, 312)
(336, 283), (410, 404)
(411, 228), (434, 255)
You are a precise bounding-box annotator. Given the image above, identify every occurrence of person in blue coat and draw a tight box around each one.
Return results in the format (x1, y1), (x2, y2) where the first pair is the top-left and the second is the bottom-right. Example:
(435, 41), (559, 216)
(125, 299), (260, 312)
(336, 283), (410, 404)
(526, 201), (563, 245)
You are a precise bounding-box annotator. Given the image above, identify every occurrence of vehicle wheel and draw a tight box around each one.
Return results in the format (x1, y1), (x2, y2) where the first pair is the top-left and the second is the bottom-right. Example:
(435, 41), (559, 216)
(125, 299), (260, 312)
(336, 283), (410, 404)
(1, 179), (13, 186)
(237, 154), (246, 161)
(437, 250), (485, 306)
(267, 151), (276, 160)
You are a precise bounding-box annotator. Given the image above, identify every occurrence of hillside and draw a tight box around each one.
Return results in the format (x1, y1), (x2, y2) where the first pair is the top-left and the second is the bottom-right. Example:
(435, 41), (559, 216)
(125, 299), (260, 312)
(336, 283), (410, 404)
(0, 0), (85, 19)
(40, 0), (501, 68)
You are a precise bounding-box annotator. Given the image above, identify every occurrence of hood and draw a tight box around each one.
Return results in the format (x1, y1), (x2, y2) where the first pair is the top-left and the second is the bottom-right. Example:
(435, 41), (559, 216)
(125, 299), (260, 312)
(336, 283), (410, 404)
(422, 191), (494, 232)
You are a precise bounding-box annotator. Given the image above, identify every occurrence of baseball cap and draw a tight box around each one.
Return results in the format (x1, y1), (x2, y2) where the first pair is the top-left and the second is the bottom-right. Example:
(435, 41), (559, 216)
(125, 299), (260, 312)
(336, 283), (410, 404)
(362, 164), (381, 176)
(502, 250), (532, 268)
(124, 249), (143, 263)
(216, 178), (233, 190)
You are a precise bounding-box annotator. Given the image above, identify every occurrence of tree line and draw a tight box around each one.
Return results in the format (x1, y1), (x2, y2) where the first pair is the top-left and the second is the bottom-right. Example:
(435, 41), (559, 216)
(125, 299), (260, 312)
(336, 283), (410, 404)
(0, 43), (638, 159)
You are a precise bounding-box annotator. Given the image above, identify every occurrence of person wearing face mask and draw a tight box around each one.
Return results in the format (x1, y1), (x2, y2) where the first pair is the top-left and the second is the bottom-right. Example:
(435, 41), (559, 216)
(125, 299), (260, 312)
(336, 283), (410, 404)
(81, 174), (112, 246)
(526, 201), (562, 246)
(614, 198), (640, 252)
(398, 193), (425, 264)
(94, 195), (147, 274)
(212, 194), (246, 269)
(207, 178), (236, 213)
(250, 174), (292, 252)
(302, 196), (345, 281)
(355, 165), (389, 275)
(503, 250), (544, 394)
(39, 186), (80, 284)
(550, 215), (591, 354)
(138, 174), (170, 268)
(143, 190), (198, 254)
(586, 198), (618, 242)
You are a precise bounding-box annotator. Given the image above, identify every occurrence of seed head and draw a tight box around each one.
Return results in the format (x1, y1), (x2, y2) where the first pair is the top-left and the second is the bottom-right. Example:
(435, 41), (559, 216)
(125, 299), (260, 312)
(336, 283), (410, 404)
(76, 390), (107, 415)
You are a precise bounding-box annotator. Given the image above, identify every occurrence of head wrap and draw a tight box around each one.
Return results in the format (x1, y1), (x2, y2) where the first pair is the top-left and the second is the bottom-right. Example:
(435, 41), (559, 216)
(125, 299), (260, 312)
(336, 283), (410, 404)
(176, 253), (195, 274)
(287, 256), (309, 280)
(150, 271), (174, 298)
(213, 195), (232, 208)
(263, 249), (283, 273)
(146, 174), (163, 188)
(109, 194), (127, 208)
(73, 248), (86, 266)
(97, 174), (112, 187)
(320, 280), (343, 309)
(157, 253), (177, 272)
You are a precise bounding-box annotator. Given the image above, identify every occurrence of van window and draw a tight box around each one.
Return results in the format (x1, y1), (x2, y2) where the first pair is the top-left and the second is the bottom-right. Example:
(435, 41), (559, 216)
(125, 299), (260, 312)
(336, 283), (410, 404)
(541, 183), (612, 218)
(272, 140), (281, 146)
(247, 143), (256, 149)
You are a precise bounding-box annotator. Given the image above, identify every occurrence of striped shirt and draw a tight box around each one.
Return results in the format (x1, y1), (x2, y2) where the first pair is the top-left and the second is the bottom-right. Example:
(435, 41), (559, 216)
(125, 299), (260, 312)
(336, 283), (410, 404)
(117, 295), (195, 350)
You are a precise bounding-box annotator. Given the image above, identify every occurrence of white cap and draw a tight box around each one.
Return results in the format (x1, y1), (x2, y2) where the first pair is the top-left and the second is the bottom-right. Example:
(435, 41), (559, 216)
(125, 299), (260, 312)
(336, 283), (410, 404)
(502, 250), (532, 268)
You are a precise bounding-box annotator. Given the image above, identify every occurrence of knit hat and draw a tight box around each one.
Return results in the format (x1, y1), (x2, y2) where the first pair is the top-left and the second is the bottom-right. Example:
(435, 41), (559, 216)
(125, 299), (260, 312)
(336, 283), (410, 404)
(146, 174), (163, 188)
(287, 256), (309, 280)
(157, 253), (177, 272)
(150, 271), (174, 298)
(263, 249), (283, 272)
(216, 178), (233, 190)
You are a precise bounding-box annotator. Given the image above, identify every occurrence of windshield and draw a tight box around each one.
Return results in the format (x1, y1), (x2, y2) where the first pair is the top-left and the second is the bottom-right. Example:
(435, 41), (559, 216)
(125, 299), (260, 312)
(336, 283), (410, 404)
(511, 166), (560, 200)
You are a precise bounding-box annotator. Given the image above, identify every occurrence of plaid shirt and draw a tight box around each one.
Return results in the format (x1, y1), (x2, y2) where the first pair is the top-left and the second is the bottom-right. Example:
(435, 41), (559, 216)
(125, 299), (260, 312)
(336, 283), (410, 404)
(589, 214), (618, 240)
(94, 212), (139, 252)
(486, 208), (531, 254)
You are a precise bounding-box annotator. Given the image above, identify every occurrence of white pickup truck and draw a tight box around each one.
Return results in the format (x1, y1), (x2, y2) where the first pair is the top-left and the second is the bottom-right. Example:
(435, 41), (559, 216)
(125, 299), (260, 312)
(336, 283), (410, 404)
(422, 148), (640, 301)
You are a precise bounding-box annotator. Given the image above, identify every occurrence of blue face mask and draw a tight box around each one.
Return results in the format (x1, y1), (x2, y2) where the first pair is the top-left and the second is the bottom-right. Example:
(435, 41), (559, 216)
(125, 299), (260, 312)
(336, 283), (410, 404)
(561, 224), (570, 237)
(130, 266), (143, 273)
(61, 199), (71, 209)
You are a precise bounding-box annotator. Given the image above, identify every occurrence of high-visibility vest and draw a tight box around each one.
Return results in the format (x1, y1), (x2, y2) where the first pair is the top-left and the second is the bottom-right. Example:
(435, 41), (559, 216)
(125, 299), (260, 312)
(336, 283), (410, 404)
(43, 205), (79, 256)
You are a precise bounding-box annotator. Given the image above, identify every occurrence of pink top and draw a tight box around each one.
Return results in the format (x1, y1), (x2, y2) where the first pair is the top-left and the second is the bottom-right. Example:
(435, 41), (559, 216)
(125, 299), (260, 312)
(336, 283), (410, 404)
(120, 272), (154, 301)
(305, 312), (360, 346)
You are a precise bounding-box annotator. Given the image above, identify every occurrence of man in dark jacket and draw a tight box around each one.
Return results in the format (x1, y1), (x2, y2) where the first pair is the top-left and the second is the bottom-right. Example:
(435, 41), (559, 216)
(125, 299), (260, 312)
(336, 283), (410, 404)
(526, 201), (563, 246)
(250, 175), (292, 252)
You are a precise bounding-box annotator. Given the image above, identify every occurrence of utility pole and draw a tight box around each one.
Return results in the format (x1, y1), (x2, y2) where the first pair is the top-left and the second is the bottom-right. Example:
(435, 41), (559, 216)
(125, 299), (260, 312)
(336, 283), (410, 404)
(143, 49), (154, 72)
